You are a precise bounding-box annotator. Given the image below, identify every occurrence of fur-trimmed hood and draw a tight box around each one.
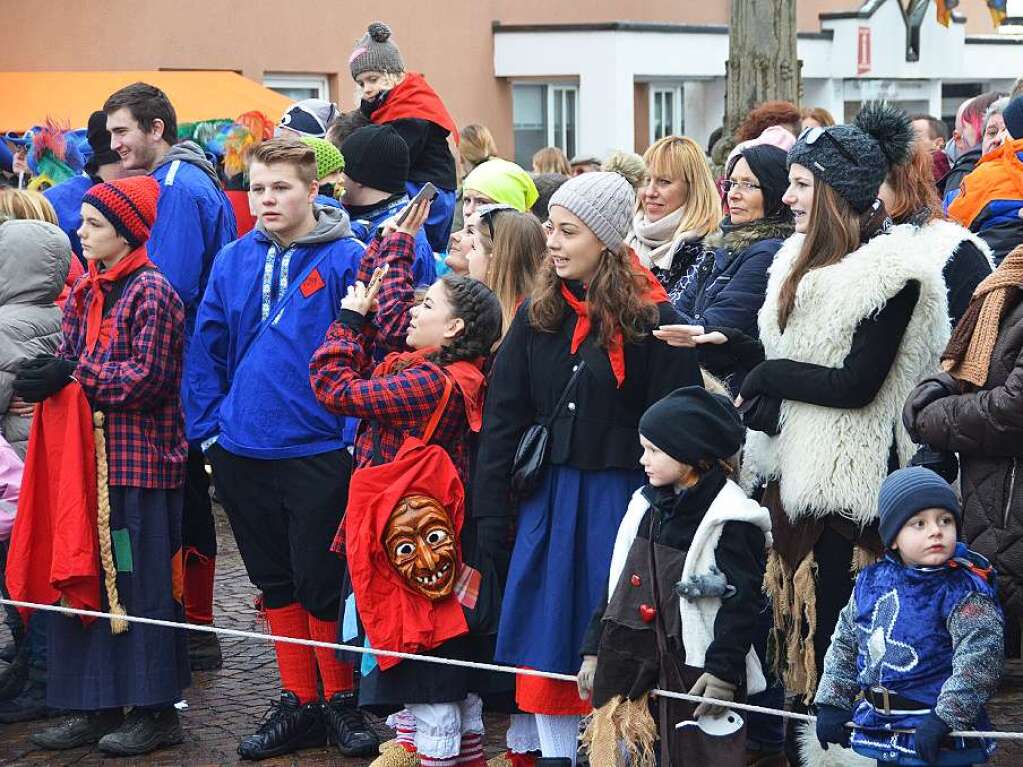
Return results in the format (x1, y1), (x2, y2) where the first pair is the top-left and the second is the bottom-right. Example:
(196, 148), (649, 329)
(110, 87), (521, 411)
(703, 217), (795, 254)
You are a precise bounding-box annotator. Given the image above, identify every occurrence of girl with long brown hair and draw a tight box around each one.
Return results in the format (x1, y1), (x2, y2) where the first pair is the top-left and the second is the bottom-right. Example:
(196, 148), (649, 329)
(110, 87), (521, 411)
(738, 105), (950, 765)
(465, 206), (546, 337)
(472, 172), (701, 764)
(878, 138), (992, 326)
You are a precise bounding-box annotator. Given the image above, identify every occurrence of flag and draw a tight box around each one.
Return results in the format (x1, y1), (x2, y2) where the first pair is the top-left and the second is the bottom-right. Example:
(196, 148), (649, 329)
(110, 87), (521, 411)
(935, 0), (960, 27)
(987, 0), (1008, 27)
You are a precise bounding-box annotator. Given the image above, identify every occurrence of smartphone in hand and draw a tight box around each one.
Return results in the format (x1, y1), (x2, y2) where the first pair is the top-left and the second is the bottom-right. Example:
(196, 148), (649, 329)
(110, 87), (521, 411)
(395, 182), (437, 226)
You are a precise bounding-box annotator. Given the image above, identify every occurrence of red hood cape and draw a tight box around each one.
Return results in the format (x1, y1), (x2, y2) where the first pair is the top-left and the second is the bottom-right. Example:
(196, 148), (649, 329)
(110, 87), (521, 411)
(344, 437), (468, 670)
(373, 352), (487, 432)
(6, 383), (100, 623)
(371, 72), (459, 143)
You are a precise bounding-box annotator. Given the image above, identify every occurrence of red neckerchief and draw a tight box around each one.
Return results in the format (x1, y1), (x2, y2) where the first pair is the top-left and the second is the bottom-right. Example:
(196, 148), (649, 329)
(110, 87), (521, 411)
(370, 72), (459, 143)
(559, 249), (669, 388)
(72, 246), (155, 354)
(374, 349), (487, 432)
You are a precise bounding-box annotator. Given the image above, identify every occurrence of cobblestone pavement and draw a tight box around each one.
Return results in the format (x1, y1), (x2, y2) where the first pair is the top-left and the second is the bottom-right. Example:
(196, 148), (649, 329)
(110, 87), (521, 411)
(1, 506), (1022, 765)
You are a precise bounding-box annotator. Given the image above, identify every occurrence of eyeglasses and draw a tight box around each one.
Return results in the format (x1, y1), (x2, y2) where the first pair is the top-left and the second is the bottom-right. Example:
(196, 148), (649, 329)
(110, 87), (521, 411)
(724, 180), (762, 193)
(798, 125), (858, 165)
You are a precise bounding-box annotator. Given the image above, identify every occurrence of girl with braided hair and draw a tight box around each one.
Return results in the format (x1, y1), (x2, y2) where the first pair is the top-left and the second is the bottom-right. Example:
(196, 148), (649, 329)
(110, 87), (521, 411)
(310, 202), (503, 767)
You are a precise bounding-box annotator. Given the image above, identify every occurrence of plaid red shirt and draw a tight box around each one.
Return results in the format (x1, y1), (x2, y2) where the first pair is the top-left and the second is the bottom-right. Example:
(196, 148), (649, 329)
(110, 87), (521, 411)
(59, 270), (187, 489)
(355, 231), (417, 357)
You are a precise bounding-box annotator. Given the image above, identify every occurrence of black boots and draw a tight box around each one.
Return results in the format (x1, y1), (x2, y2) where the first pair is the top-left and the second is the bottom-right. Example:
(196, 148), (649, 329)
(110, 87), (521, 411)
(324, 691), (379, 756)
(187, 630), (224, 671)
(237, 690), (327, 760)
(31, 709), (124, 750)
(96, 706), (184, 756)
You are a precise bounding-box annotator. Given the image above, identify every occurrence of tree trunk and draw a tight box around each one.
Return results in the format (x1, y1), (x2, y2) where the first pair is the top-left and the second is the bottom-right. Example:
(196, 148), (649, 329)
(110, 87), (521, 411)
(725, 0), (800, 136)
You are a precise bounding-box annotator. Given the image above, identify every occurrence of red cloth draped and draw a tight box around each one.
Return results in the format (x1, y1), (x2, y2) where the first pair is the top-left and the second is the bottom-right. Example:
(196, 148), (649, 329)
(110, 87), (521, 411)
(371, 72), (458, 142)
(6, 383), (100, 623)
(559, 249), (669, 388)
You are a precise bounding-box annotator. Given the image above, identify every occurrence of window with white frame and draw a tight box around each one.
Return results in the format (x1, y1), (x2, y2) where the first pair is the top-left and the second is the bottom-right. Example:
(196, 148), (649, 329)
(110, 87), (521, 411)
(263, 74), (329, 102)
(512, 83), (578, 167)
(650, 84), (685, 143)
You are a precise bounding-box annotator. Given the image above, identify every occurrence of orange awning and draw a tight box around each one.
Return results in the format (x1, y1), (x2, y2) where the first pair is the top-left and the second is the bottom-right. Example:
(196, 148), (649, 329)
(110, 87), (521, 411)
(0, 71), (294, 132)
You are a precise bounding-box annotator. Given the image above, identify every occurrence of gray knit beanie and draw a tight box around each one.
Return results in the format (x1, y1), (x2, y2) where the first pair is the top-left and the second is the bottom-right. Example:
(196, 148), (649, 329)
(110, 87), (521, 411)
(349, 22), (405, 79)
(787, 101), (913, 214)
(548, 171), (635, 252)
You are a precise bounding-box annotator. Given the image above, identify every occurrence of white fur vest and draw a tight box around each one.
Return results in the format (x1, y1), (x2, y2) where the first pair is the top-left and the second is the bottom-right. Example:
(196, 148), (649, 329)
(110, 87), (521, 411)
(743, 225), (950, 525)
(608, 480), (772, 694)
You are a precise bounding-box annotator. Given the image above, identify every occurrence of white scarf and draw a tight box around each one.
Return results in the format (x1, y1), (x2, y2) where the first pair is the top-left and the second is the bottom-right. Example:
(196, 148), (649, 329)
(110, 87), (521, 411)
(627, 207), (696, 270)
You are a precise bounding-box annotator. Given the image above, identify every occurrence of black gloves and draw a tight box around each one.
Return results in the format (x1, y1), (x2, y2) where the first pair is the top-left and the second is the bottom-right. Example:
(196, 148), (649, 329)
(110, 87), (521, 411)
(814, 705), (851, 751)
(461, 516), (512, 635)
(914, 712), (951, 763)
(13, 355), (78, 403)
(738, 394), (781, 435)
(903, 372), (959, 441)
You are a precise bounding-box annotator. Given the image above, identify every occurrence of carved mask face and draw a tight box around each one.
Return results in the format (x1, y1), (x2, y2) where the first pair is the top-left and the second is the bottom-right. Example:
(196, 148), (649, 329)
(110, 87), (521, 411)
(383, 495), (457, 600)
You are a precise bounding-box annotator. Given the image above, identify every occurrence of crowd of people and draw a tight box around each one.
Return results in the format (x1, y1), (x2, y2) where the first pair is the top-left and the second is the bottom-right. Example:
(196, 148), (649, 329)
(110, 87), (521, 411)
(2, 20), (1023, 767)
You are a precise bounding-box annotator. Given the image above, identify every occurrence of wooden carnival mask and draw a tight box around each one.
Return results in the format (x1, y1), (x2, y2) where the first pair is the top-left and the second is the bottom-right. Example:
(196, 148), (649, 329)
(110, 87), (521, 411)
(383, 494), (457, 600)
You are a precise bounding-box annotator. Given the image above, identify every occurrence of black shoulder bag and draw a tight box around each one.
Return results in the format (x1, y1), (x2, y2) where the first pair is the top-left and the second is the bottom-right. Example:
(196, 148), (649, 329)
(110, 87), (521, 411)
(509, 360), (586, 499)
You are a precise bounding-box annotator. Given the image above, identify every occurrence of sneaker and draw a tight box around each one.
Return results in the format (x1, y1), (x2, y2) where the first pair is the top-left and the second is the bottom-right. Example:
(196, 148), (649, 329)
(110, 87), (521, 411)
(324, 692), (379, 757)
(187, 630), (223, 671)
(97, 706), (184, 756)
(31, 710), (124, 750)
(0, 680), (49, 723)
(237, 690), (327, 760)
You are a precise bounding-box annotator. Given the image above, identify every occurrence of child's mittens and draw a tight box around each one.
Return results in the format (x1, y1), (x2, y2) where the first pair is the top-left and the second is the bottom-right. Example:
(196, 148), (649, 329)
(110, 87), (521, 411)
(675, 566), (736, 601)
(914, 713), (951, 763)
(576, 655), (597, 700)
(689, 672), (736, 717)
(814, 705), (851, 750)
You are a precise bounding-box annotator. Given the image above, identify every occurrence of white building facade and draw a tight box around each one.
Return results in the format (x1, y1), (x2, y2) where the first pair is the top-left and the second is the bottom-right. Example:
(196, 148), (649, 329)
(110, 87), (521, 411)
(494, 0), (1022, 165)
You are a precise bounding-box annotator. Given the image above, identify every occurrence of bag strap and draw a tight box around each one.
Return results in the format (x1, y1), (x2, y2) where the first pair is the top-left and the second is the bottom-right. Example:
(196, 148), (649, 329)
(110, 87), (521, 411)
(544, 360), (586, 428)
(421, 373), (454, 444)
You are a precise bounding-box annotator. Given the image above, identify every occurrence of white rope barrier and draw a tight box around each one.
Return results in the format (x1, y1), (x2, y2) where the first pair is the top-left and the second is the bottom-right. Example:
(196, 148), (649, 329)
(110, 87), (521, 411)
(2, 597), (1021, 741)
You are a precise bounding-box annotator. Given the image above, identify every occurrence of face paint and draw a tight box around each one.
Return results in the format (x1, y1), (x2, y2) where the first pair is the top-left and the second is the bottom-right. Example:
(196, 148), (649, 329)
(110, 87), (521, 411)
(383, 495), (457, 600)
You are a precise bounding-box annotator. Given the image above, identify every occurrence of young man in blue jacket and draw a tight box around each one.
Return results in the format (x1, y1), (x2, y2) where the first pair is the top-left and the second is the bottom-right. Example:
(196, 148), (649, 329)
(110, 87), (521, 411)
(340, 124), (436, 287)
(184, 138), (378, 761)
(104, 82), (237, 671)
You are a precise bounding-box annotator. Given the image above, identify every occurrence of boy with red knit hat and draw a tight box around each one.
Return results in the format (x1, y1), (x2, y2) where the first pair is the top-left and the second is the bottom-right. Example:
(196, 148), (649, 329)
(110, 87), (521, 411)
(12, 175), (191, 756)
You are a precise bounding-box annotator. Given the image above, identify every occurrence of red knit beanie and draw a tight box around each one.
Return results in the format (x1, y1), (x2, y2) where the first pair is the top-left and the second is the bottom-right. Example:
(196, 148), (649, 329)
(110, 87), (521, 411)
(82, 176), (160, 250)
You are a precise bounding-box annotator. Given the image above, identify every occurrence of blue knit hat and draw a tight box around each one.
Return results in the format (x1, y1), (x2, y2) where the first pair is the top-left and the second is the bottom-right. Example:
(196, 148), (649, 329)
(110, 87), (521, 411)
(1003, 94), (1023, 140)
(878, 467), (961, 549)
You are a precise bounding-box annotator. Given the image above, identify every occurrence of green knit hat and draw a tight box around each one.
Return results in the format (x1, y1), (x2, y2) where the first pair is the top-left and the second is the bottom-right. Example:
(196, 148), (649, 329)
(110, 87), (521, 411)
(300, 137), (345, 180)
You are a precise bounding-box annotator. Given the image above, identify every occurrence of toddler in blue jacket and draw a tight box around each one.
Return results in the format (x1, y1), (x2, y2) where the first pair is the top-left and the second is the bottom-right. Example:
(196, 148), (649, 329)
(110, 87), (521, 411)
(814, 467), (1004, 766)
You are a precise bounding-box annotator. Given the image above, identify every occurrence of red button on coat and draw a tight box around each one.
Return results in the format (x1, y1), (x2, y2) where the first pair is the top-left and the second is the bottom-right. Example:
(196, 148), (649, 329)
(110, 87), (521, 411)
(630, 574), (641, 587)
(639, 604), (657, 623)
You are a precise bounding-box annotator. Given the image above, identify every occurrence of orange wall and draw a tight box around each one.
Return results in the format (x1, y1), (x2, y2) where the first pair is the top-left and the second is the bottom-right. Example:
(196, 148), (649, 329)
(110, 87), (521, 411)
(0, 1), (1005, 153)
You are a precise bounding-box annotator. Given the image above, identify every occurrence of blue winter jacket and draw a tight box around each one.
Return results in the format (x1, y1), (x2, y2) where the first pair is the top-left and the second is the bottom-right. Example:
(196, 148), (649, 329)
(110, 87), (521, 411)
(150, 142), (237, 338)
(184, 205), (364, 460)
(44, 173), (93, 258)
(346, 195), (436, 287)
(674, 222), (790, 336)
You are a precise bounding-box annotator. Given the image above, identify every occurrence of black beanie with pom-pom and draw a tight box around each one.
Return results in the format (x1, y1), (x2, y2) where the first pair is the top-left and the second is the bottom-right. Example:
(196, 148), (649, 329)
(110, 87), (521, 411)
(787, 101), (913, 213)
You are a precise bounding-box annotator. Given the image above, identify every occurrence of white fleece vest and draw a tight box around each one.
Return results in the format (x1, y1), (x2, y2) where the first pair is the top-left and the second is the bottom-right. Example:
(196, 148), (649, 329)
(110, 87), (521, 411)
(607, 480), (772, 694)
(742, 225), (950, 525)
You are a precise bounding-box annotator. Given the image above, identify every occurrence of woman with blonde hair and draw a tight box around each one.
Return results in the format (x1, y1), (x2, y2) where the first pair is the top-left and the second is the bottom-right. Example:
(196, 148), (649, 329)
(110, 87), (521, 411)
(460, 123), (499, 176)
(626, 136), (720, 304)
(0, 189), (59, 225)
(531, 147), (571, 176)
(466, 206), (546, 336)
